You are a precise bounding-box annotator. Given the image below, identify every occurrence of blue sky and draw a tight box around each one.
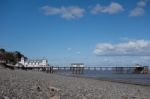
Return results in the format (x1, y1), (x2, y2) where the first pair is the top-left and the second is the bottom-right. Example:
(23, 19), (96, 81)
(1, 0), (150, 66)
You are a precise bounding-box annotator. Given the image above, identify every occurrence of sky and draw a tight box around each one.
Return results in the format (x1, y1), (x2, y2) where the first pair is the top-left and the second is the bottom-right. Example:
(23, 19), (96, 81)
(0, 0), (150, 66)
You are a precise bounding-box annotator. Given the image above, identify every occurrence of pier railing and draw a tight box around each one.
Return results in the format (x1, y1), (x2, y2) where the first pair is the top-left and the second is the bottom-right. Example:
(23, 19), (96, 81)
(14, 66), (149, 74)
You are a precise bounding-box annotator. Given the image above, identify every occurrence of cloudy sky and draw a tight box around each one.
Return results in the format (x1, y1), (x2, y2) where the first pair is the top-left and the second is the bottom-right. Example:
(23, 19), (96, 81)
(1, 0), (150, 66)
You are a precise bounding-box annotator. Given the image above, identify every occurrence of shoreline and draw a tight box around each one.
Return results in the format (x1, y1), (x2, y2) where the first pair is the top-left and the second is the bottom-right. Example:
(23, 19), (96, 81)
(2, 63), (150, 86)
(1, 66), (150, 99)
(56, 72), (150, 87)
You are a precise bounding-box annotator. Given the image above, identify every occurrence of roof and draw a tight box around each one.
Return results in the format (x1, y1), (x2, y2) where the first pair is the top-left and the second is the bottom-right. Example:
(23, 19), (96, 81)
(71, 63), (84, 65)
(26, 59), (47, 63)
(27, 60), (42, 63)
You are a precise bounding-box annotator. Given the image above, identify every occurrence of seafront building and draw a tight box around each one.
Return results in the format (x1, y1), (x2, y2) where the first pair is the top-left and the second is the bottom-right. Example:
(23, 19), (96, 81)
(71, 63), (84, 67)
(18, 57), (48, 67)
(70, 63), (85, 74)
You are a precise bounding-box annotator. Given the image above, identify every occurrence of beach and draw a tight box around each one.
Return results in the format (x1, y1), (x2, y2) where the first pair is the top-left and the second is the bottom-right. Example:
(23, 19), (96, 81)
(0, 66), (150, 99)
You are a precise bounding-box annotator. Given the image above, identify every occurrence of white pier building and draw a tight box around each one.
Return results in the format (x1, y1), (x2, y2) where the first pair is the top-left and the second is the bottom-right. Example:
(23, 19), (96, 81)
(18, 57), (48, 67)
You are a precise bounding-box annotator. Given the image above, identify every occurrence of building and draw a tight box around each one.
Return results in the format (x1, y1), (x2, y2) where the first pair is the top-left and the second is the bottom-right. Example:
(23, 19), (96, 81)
(70, 63), (84, 74)
(71, 63), (84, 67)
(18, 57), (48, 67)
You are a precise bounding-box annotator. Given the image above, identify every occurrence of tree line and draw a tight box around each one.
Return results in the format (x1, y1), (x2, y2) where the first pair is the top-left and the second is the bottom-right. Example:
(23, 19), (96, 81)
(0, 48), (27, 65)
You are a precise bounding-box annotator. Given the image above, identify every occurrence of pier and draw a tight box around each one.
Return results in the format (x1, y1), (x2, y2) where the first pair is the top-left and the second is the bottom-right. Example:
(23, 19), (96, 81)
(14, 65), (149, 74)
(4, 63), (149, 74)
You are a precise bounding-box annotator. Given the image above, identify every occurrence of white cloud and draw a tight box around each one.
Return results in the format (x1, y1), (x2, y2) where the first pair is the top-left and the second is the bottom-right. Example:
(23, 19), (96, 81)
(91, 2), (124, 14)
(67, 48), (72, 51)
(76, 51), (81, 54)
(94, 40), (150, 56)
(91, 4), (103, 14)
(41, 6), (85, 20)
(129, 7), (144, 16)
(140, 56), (150, 60)
(129, 0), (149, 16)
(137, 0), (147, 7)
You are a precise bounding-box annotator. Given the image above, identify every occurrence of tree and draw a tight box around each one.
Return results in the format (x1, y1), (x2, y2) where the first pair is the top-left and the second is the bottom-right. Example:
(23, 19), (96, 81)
(14, 51), (23, 62)
(4, 52), (16, 64)
(0, 48), (27, 65)
(0, 48), (5, 53)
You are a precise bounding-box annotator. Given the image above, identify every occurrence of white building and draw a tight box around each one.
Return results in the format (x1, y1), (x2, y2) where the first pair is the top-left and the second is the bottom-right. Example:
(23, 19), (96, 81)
(19, 57), (48, 67)
(71, 63), (84, 67)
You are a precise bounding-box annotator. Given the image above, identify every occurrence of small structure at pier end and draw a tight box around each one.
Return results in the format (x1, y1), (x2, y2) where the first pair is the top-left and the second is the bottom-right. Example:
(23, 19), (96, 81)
(134, 64), (149, 74)
(70, 63), (84, 74)
(17, 57), (48, 67)
(113, 64), (149, 74)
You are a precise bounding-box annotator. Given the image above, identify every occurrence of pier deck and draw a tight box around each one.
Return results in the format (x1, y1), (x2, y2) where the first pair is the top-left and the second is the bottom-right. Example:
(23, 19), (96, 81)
(14, 66), (149, 74)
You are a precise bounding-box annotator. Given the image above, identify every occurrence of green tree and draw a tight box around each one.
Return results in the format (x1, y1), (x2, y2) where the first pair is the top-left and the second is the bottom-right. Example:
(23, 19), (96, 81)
(0, 48), (5, 53)
(4, 52), (16, 65)
(14, 51), (23, 62)
(0, 48), (27, 65)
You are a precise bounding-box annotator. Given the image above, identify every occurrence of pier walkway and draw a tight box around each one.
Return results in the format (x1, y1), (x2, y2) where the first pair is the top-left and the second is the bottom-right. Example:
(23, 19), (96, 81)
(15, 66), (149, 74)
(2, 63), (148, 74)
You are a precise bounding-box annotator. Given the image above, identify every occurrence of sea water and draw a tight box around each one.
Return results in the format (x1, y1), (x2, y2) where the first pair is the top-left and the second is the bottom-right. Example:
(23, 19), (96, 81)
(56, 70), (150, 85)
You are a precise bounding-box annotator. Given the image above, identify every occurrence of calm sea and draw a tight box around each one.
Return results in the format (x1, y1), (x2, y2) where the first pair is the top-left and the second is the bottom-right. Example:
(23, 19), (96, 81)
(56, 70), (150, 85)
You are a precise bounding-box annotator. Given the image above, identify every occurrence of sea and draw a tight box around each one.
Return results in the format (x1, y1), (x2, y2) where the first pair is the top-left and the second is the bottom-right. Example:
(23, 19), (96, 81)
(56, 70), (150, 86)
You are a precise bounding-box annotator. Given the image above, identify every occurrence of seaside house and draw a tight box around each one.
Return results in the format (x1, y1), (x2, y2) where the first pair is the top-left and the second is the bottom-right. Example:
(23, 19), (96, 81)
(70, 63), (84, 74)
(18, 57), (48, 67)
(71, 63), (84, 67)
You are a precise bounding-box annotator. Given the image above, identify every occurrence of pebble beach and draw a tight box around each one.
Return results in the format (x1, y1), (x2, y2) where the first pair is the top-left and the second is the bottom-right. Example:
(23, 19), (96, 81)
(0, 65), (150, 99)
